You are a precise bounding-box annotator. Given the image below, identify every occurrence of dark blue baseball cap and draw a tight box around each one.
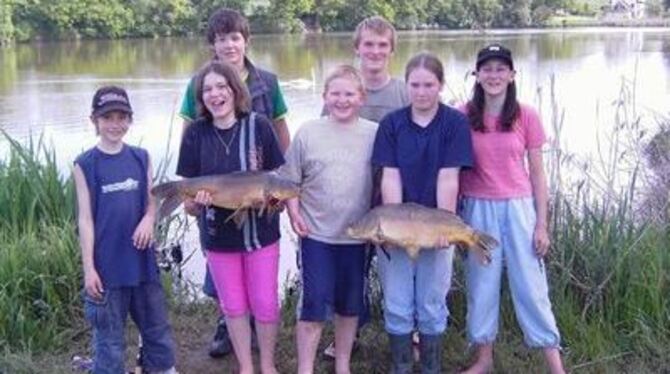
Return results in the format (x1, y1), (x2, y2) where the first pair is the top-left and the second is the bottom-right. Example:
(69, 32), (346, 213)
(476, 44), (514, 70)
(91, 85), (133, 117)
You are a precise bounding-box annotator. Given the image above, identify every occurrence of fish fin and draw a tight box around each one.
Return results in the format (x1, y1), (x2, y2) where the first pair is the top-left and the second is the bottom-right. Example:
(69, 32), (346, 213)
(472, 231), (498, 265)
(225, 208), (248, 228)
(266, 202), (284, 221)
(152, 181), (183, 220)
(378, 244), (391, 261)
(406, 246), (421, 260)
(151, 180), (178, 199)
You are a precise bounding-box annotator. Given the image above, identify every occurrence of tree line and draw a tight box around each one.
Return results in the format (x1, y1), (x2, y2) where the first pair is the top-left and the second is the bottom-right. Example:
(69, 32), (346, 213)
(1, 0), (669, 45)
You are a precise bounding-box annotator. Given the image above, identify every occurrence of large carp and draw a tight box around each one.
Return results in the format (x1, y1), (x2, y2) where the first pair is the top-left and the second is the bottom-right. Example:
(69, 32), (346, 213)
(347, 203), (497, 264)
(151, 171), (299, 223)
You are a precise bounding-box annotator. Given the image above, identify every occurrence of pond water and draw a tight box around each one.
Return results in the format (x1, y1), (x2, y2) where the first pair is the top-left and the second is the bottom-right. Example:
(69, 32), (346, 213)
(2, 28), (669, 290)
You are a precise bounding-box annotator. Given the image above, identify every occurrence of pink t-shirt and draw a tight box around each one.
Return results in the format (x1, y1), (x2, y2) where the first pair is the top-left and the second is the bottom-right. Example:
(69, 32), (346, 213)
(459, 103), (545, 199)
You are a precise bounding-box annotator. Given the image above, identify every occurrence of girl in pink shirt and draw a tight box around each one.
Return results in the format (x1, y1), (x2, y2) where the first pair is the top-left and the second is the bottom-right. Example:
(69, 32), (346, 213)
(459, 44), (566, 374)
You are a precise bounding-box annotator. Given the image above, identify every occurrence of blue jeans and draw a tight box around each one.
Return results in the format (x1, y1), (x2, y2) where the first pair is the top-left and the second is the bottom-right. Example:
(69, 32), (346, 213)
(84, 282), (176, 374)
(377, 246), (454, 335)
(462, 197), (561, 348)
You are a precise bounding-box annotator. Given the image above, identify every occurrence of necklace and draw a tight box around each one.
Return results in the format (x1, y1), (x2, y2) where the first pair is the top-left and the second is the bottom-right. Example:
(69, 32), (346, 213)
(213, 124), (238, 155)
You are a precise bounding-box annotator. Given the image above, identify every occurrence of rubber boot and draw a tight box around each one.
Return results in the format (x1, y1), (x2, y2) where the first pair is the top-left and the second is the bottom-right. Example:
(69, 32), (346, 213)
(388, 333), (413, 374)
(419, 333), (442, 374)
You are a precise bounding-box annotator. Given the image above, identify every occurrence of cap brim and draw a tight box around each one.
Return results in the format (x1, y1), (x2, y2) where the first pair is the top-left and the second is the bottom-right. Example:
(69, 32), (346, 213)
(93, 103), (133, 117)
(476, 54), (514, 69)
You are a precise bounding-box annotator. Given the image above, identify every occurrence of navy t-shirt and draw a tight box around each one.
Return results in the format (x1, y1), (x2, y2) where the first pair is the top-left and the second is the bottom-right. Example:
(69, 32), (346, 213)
(75, 145), (160, 288)
(372, 103), (473, 207)
(176, 112), (285, 252)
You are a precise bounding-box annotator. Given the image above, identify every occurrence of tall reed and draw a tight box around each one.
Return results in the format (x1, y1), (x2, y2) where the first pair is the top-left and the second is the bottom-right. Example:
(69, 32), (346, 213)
(543, 76), (670, 370)
(0, 131), (81, 351)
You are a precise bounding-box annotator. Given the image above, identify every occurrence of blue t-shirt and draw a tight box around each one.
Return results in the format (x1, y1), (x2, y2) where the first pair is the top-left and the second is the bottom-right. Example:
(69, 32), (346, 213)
(176, 112), (285, 252)
(372, 103), (473, 207)
(75, 145), (160, 288)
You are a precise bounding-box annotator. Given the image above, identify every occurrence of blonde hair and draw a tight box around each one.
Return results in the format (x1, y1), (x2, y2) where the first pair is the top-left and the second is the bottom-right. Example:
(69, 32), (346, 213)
(323, 65), (366, 96)
(353, 16), (397, 52)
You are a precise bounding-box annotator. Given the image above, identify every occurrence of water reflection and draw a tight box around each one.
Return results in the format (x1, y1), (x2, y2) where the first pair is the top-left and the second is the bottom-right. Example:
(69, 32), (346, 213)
(1, 29), (669, 162)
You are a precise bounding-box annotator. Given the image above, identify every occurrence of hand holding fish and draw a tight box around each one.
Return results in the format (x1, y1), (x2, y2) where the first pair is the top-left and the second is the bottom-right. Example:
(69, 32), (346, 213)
(533, 224), (550, 257)
(437, 235), (450, 248)
(132, 215), (154, 250)
(193, 190), (213, 206)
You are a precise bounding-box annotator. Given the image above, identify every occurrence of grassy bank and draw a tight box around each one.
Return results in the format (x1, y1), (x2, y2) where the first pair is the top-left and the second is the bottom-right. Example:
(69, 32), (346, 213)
(1, 84), (669, 372)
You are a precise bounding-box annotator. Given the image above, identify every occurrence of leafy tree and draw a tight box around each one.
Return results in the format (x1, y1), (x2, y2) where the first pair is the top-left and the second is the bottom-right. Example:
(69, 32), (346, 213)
(10, 0), (132, 39)
(431, 0), (470, 28)
(263, 0), (313, 32)
(495, 0), (531, 27)
(127, 0), (196, 37)
(1, 1), (15, 44)
(393, 0), (430, 29)
(646, 0), (664, 16)
(463, 0), (503, 29)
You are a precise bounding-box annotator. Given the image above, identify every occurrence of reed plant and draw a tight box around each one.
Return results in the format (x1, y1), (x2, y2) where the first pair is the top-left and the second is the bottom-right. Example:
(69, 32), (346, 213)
(542, 77), (670, 370)
(0, 131), (82, 351)
(0, 132), (75, 235)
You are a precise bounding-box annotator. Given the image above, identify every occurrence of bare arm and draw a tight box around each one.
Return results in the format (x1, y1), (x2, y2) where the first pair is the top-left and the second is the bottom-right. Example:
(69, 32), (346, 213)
(73, 165), (103, 299)
(287, 197), (309, 237)
(381, 167), (402, 204)
(436, 167), (460, 213)
(273, 117), (291, 154)
(528, 148), (550, 256)
(132, 157), (156, 250)
(436, 167), (460, 248)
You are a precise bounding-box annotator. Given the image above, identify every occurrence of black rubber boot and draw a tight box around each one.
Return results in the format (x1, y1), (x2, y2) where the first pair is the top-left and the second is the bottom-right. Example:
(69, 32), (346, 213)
(419, 333), (442, 374)
(208, 316), (233, 358)
(388, 333), (413, 374)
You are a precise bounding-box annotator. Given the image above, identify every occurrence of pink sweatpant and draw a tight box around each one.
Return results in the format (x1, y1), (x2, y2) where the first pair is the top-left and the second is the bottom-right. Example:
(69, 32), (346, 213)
(206, 242), (280, 323)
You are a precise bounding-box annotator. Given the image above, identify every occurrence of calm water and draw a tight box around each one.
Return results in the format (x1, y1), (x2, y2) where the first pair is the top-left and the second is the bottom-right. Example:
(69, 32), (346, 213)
(2, 28), (669, 288)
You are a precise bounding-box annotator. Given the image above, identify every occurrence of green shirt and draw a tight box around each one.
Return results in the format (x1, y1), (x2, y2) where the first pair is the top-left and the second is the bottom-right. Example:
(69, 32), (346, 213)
(179, 71), (288, 122)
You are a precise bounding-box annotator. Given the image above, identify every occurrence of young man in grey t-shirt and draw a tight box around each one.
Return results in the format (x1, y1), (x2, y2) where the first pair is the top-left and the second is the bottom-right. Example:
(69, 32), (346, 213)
(321, 15), (410, 360)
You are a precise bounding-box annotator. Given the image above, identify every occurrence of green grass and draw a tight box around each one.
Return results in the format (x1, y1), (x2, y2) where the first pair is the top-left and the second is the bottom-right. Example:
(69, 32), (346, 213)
(0, 131), (82, 352)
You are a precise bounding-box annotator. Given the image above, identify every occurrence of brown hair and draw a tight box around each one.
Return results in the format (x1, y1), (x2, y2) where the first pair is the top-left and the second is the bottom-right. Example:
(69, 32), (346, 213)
(194, 61), (251, 122)
(206, 8), (250, 45)
(405, 52), (444, 84)
(467, 52), (519, 132)
(323, 65), (366, 97)
(353, 16), (397, 52)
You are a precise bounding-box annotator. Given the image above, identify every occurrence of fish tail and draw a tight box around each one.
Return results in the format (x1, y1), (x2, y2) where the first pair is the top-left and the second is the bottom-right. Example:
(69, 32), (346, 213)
(472, 231), (499, 265)
(151, 181), (184, 220)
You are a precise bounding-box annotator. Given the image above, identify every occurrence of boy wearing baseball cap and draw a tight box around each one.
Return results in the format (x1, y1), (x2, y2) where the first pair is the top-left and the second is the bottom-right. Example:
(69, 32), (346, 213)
(73, 86), (177, 374)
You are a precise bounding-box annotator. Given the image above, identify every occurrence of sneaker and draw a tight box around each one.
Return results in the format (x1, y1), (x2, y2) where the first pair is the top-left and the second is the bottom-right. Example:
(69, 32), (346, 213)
(322, 339), (360, 360)
(412, 331), (420, 363)
(209, 317), (233, 358)
(322, 341), (336, 360)
(71, 355), (94, 372)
